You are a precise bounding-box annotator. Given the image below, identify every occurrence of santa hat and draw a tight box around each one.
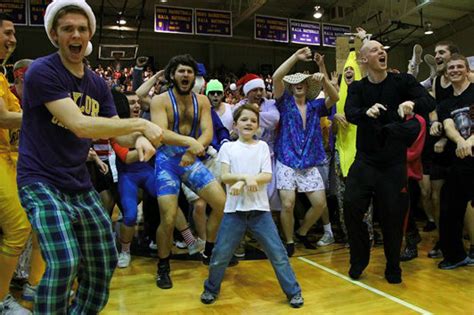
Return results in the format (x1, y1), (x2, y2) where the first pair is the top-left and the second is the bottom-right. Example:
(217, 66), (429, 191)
(44, 0), (96, 56)
(237, 73), (265, 96)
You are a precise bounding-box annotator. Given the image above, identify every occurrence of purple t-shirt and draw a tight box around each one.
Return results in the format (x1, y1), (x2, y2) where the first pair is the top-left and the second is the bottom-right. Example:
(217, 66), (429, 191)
(17, 53), (117, 191)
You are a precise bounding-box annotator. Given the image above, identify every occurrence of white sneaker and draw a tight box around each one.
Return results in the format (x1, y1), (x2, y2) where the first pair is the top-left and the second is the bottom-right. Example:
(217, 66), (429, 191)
(411, 44), (423, 65)
(175, 240), (187, 249)
(22, 283), (36, 302)
(117, 251), (131, 268)
(188, 238), (205, 255)
(317, 232), (335, 247)
(149, 241), (158, 250)
(0, 294), (31, 315)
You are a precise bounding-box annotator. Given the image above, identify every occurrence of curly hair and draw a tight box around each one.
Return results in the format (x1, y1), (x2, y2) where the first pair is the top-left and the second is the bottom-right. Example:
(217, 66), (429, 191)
(164, 54), (198, 83)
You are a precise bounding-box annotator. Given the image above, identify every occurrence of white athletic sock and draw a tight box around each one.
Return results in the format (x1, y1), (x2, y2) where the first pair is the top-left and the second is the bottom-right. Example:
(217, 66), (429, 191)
(323, 223), (333, 236)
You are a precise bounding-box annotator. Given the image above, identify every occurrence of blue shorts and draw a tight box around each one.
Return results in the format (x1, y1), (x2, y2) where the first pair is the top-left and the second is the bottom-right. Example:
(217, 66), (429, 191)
(155, 145), (215, 197)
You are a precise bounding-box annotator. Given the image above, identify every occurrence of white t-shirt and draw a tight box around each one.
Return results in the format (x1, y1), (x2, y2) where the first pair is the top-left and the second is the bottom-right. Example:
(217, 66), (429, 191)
(217, 103), (234, 132)
(218, 140), (272, 213)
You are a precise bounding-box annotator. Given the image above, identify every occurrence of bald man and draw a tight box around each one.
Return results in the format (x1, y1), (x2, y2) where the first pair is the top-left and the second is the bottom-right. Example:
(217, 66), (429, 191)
(343, 40), (436, 283)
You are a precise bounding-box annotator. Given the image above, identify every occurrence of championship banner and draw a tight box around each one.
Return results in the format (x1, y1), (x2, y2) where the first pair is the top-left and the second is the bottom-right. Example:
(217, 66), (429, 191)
(322, 23), (351, 47)
(255, 15), (288, 43)
(29, 0), (52, 26)
(289, 19), (321, 46)
(155, 5), (194, 35)
(0, 0), (27, 26)
(195, 9), (232, 37)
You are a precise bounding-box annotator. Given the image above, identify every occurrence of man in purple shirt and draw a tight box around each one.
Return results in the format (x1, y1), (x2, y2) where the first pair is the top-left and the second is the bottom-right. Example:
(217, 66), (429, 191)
(17, 1), (161, 313)
(273, 47), (339, 257)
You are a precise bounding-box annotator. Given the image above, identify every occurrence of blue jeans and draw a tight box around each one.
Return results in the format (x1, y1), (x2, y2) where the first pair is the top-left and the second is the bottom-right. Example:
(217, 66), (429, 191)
(204, 211), (301, 298)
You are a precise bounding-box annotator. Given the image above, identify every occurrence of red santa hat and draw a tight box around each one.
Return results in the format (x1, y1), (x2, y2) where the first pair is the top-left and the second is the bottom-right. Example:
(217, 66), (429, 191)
(237, 73), (265, 96)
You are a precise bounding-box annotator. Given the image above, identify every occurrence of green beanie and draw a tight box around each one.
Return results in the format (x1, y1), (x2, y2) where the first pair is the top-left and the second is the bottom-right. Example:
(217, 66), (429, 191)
(205, 79), (224, 96)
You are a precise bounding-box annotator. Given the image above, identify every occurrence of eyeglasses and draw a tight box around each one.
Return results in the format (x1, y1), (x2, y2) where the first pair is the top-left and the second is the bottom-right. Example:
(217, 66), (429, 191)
(208, 91), (223, 96)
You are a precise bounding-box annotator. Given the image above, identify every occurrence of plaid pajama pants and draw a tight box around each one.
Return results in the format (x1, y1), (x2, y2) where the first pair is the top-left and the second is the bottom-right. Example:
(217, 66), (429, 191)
(19, 182), (118, 315)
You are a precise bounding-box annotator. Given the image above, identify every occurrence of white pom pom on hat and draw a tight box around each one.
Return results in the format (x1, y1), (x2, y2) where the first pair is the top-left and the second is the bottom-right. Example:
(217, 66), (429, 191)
(44, 0), (96, 55)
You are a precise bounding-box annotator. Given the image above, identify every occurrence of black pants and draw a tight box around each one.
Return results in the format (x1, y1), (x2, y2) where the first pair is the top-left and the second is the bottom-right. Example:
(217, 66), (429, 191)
(439, 161), (474, 262)
(344, 159), (408, 276)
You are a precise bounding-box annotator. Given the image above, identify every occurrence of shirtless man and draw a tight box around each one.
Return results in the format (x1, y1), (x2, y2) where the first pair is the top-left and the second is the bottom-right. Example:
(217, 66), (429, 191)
(150, 54), (226, 289)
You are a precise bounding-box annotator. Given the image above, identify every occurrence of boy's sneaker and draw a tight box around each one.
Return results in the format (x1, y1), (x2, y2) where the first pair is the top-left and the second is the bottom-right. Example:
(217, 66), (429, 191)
(200, 290), (217, 304)
(156, 263), (172, 289)
(117, 251), (131, 268)
(188, 238), (205, 255)
(22, 283), (37, 302)
(289, 292), (304, 308)
(233, 241), (246, 258)
(317, 232), (335, 247)
(438, 256), (473, 270)
(0, 294), (31, 315)
(202, 253), (211, 266)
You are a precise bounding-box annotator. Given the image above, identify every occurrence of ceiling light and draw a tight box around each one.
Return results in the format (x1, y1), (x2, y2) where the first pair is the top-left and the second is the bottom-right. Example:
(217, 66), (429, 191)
(159, 0), (168, 2)
(117, 18), (127, 25)
(424, 21), (434, 35)
(313, 6), (324, 19)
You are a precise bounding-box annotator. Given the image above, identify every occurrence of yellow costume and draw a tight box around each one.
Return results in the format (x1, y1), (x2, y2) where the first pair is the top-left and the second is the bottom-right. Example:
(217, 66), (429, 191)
(0, 72), (29, 257)
(335, 51), (361, 177)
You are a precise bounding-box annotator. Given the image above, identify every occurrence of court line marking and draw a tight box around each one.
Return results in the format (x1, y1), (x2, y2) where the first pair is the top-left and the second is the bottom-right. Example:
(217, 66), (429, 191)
(298, 257), (432, 315)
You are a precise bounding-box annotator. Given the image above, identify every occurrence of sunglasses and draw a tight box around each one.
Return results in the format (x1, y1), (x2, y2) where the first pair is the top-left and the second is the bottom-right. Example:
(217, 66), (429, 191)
(208, 91), (223, 96)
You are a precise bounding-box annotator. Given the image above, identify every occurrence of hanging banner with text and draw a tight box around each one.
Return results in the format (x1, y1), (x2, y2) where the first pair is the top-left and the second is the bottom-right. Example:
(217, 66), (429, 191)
(322, 23), (351, 47)
(0, 0), (27, 25)
(155, 5), (194, 35)
(289, 19), (321, 46)
(255, 15), (288, 43)
(29, 0), (52, 26)
(195, 9), (232, 37)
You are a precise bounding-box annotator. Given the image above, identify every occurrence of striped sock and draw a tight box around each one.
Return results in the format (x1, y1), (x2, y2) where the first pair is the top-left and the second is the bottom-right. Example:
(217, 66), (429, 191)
(180, 226), (196, 247)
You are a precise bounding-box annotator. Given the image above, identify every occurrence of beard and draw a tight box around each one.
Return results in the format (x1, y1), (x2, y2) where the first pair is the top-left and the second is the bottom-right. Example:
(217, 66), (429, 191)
(172, 78), (196, 95)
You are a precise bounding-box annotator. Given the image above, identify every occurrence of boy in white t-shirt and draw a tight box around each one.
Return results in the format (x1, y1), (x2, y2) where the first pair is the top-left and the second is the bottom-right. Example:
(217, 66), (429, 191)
(200, 104), (303, 308)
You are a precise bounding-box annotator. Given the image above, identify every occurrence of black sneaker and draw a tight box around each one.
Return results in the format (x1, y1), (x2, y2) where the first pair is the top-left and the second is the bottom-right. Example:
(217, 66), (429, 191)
(428, 242), (443, 259)
(385, 272), (402, 284)
(423, 221), (436, 232)
(295, 232), (317, 249)
(348, 265), (363, 280)
(400, 245), (418, 261)
(156, 264), (172, 289)
(200, 290), (217, 304)
(202, 253), (210, 266)
(286, 243), (295, 257)
(288, 292), (304, 308)
(438, 256), (472, 270)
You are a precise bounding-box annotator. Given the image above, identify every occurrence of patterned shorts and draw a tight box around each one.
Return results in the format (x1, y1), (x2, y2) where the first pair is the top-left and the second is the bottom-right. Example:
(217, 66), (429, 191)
(155, 146), (216, 197)
(276, 160), (325, 192)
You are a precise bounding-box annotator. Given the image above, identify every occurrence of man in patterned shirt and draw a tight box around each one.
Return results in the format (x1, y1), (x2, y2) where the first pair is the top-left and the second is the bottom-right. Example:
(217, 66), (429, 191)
(272, 47), (339, 256)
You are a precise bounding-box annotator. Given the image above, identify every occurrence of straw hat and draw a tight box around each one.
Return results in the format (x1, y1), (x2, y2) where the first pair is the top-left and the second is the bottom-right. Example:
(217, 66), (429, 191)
(283, 72), (322, 100)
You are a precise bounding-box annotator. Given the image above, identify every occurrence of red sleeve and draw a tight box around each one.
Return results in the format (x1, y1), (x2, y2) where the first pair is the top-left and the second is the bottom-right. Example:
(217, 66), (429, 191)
(111, 141), (129, 162)
(407, 114), (426, 162)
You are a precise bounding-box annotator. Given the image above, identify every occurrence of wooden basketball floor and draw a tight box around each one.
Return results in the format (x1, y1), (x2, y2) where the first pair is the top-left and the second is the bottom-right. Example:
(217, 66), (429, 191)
(102, 231), (474, 314)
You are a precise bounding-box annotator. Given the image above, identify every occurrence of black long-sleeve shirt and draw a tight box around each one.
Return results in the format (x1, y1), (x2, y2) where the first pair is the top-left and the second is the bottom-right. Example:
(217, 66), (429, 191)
(345, 73), (436, 167)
